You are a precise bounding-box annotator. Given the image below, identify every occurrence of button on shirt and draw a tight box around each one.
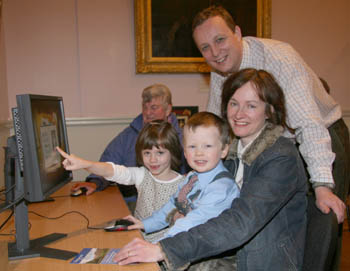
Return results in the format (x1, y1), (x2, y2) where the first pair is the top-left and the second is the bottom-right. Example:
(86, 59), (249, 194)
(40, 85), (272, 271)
(207, 37), (341, 186)
(142, 160), (240, 242)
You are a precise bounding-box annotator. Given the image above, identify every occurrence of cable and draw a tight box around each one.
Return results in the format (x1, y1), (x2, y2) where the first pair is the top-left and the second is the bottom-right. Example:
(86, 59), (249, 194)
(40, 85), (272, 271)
(50, 195), (72, 199)
(0, 209), (106, 237)
(0, 209), (13, 230)
(0, 184), (16, 196)
(0, 195), (25, 213)
(0, 184), (16, 202)
(28, 210), (105, 230)
(0, 209), (15, 236)
(0, 183), (18, 203)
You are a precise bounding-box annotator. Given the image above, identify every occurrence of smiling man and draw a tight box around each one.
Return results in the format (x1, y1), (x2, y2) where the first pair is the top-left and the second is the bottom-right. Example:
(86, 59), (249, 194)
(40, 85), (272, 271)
(192, 6), (349, 227)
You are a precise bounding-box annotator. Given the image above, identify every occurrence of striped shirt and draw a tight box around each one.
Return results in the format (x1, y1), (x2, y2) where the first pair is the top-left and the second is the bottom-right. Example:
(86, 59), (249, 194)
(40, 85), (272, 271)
(207, 37), (342, 186)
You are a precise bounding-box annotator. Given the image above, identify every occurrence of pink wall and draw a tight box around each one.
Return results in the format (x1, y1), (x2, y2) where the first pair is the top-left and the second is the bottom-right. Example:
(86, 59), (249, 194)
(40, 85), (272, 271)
(2, 0), (82, 119)
(1, 0), (349, 121)
(0, 7), (8, 120)
(272, 0), (350, 108)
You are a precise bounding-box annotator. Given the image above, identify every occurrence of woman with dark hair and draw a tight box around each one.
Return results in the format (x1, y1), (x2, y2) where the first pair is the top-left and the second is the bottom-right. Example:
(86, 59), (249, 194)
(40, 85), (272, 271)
(114, 69), (308, 271)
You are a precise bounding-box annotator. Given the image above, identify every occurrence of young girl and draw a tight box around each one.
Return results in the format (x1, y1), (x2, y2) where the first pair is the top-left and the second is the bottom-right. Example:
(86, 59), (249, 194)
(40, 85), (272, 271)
(57, 120), (185, 242)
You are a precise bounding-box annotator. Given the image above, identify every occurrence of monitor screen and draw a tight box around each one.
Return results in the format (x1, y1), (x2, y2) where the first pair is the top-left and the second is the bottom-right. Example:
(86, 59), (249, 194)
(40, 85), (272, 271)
(14, 94), (72, 202)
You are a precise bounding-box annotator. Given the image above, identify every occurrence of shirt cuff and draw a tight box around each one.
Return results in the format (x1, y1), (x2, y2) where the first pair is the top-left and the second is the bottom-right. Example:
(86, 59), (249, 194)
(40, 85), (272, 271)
(86, 176), (109, 191)
(312, 182), (335, 190)
(104, 162), (115, 181)
(142, 217), (153, 233)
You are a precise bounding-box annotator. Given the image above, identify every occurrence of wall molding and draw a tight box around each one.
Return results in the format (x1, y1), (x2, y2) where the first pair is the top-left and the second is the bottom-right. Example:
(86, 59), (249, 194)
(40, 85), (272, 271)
(65, 117), (134, 127)
(343, 110), (350, 118)
(1, 110), (350, 129)
(0, 116), (135, 130)
(0, 120), (12, 130)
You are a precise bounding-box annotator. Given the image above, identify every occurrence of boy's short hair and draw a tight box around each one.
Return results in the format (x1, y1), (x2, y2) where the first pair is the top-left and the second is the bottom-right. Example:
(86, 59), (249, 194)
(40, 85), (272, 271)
(142, 84), (172, 110)
(184, 112), (233, 147)
(135, 120), (182, 172)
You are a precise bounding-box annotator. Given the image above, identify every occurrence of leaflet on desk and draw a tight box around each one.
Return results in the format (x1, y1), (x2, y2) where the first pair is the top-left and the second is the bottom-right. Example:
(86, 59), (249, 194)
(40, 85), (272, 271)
(70, 248), (120, 264)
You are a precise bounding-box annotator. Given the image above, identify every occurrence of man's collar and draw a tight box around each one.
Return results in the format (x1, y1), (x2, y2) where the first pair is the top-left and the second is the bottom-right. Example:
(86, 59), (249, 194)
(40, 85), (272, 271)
(240, 39), (250, 70)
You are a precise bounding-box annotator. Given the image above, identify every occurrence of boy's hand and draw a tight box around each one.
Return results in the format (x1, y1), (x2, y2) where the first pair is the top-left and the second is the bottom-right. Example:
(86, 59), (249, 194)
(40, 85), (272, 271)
(56, 147), (92, 171)
(122, 215), (145, 230)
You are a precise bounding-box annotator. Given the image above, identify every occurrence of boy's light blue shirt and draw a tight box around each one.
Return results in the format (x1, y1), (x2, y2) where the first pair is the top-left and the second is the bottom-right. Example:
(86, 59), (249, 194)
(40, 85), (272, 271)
(142, 160), (240, 241)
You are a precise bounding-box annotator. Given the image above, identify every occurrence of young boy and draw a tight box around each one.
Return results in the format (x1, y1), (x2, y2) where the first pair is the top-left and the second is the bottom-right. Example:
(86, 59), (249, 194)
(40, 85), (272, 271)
(126, 111), (240, 242)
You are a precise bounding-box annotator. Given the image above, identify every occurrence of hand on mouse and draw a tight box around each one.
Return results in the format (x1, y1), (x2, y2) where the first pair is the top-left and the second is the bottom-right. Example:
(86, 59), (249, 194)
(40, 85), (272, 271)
(122, 215), (144, 230)
(71, 182), (97, 196)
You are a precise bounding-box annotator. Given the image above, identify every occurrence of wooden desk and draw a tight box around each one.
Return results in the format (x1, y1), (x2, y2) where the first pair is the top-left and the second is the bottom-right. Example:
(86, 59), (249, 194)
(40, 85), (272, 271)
(0, 184), (160, 271)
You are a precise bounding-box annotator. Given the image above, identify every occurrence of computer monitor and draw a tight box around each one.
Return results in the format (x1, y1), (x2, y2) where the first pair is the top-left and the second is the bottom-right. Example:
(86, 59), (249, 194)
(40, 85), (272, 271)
(4, 94), (76, 260)
(14, 94), (72, 202)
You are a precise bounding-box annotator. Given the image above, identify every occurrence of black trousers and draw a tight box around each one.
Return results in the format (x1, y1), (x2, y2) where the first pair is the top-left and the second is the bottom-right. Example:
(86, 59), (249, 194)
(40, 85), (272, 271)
(327, 118), (350, 271)
(328, 118), (350, 202)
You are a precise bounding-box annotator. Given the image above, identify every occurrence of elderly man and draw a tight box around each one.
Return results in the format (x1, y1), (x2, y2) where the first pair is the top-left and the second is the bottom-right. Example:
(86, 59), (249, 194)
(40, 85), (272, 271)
(72, 84), (184, 205)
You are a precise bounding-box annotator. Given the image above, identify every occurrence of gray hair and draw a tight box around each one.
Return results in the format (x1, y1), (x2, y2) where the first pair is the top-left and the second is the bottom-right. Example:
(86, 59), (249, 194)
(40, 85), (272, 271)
(142, 84), (172, 107)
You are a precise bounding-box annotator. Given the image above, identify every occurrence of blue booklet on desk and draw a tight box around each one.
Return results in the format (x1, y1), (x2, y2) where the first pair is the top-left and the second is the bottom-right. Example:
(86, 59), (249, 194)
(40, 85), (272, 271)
(70, 248), (120, 264)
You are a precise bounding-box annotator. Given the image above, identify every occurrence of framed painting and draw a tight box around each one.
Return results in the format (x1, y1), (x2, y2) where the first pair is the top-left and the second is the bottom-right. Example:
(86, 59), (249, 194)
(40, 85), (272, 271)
(134, 0), (271, 73)
(172, 106), (198, 129)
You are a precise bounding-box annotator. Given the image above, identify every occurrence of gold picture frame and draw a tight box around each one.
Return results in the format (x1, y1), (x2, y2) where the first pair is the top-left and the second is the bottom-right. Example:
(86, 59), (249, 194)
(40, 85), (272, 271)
(134, 0), (271, 73)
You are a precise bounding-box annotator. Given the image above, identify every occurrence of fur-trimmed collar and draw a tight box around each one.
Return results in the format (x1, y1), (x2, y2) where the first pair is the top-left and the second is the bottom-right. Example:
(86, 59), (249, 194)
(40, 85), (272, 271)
(226, 123), (284, 166)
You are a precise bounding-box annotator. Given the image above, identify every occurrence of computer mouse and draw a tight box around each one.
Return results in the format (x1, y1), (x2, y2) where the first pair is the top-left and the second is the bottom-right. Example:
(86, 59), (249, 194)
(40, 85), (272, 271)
(104, 219), (134, 232)
(70, 187), (88, 197)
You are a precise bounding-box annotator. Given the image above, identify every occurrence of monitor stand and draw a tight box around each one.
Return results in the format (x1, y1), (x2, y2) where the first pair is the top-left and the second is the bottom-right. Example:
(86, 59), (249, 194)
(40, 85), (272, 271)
(7, 200), (77, 260)
(5, 136), (77, 261)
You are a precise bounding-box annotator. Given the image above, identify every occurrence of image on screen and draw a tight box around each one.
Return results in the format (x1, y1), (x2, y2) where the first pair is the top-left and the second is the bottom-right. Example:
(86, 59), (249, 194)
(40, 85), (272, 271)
(26, 97), (72, 201)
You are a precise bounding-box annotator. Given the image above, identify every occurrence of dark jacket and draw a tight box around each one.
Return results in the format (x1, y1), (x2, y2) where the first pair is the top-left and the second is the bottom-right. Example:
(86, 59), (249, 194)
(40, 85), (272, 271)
(160, 124), (308, 271)
(86, 113), (184, 197)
